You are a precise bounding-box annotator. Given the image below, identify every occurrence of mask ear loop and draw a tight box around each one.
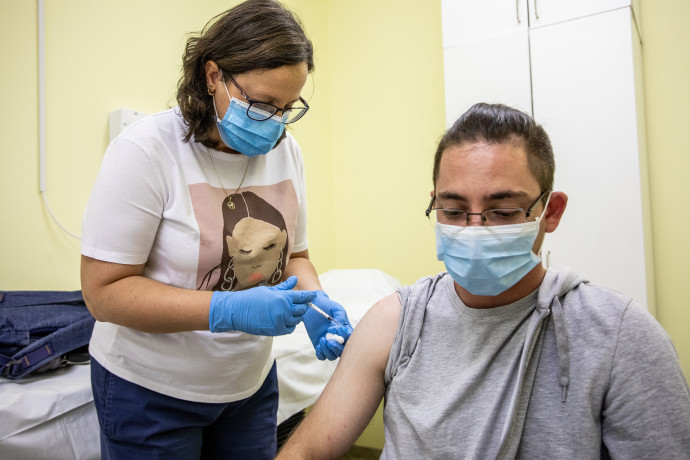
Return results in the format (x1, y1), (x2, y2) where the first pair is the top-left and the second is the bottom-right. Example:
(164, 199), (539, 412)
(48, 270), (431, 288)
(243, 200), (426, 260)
(211, 84), (232, 123)
(212, 96), (222, 122)
(534, 192), (553, 223)
(212, 69), (235, 122)
(534, 191), (553, 258)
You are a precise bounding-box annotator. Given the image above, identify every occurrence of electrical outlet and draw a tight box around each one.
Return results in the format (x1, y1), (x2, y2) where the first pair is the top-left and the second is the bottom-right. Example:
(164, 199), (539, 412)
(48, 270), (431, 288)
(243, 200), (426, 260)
(108, 108), (148, 142)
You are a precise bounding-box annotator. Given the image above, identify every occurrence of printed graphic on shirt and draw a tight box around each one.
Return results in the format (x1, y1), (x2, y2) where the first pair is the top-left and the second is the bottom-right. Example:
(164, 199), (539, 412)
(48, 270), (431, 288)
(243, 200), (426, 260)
(189, 180), (298, 292)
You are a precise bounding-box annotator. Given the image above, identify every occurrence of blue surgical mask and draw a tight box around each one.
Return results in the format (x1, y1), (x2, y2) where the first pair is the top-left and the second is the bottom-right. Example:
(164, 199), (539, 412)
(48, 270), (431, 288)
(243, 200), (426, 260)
(213, 83), (285, 157)
(435, 197), (550, 296)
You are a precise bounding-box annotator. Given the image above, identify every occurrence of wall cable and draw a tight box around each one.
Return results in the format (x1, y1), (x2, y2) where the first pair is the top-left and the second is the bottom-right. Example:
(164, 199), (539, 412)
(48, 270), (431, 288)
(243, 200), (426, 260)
(38, 0), (81, 240)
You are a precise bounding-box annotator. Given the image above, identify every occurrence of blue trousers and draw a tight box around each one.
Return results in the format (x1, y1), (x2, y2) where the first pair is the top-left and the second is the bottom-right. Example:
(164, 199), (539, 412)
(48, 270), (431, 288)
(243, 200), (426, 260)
(91, 357), (279, 460)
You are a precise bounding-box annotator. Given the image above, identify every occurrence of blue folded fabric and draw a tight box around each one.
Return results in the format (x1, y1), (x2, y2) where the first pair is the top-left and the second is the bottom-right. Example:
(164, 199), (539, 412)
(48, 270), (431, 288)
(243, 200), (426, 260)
(0, 290), (94, 379)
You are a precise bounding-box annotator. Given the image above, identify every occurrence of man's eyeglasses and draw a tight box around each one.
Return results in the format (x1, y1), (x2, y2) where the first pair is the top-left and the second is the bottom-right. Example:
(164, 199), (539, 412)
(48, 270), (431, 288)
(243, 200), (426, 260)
(426, 191), (549, 227)
(227, 75), (309, 124)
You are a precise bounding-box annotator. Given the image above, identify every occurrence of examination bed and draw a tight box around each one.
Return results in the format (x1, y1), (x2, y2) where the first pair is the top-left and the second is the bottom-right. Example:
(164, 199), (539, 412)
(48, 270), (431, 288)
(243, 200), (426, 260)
(0, 269), (400, 459)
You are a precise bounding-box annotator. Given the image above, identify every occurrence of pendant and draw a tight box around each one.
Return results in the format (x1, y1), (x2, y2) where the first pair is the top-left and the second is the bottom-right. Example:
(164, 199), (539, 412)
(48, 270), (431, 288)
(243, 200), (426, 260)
(227, 199), (235, 210)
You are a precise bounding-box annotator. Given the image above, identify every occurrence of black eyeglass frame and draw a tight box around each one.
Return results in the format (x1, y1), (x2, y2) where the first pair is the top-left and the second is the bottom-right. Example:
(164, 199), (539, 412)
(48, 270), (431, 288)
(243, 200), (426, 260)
(225, 74), (309, 124)
(425, 191), (549, 226)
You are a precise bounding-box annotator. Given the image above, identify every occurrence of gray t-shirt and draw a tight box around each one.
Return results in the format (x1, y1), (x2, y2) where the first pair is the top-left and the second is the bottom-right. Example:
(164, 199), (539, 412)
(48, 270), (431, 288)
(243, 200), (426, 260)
(382, 269), (690, 459)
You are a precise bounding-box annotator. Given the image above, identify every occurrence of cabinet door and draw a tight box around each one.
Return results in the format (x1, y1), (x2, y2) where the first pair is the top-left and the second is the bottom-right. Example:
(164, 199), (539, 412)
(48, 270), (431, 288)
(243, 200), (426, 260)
(443, 34), (532, 126)
(442, 0), (528, 47)
(528, 0), (631, 28)
(442, 0), (531, 126)
(530, 8), (653, 309)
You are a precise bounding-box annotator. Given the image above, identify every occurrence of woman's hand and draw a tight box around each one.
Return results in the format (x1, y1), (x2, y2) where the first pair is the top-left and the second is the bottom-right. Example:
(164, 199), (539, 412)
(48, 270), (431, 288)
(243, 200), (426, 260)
(209, 276), (315, 335)
(303, 291), (353, 360)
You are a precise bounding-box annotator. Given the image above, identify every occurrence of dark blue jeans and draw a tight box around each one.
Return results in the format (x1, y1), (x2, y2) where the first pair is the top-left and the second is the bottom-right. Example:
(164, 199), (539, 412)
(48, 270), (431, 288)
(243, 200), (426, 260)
(91, 358), (279, 460)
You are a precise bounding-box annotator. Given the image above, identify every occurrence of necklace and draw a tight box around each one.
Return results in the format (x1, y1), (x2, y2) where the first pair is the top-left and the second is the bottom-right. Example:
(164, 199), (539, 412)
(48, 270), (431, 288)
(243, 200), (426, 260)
(208, 151), (251, 210)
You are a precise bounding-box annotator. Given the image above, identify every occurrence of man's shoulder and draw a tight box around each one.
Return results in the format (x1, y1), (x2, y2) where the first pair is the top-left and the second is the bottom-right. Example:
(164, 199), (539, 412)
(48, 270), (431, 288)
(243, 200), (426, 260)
(541, 267), (637, 315)
(551, 272), (665, 346)
(399, 272), (451, 304)
(565, 280), (635, 309)
(571, 282), (669, 344)
(566, 282), (645, 330)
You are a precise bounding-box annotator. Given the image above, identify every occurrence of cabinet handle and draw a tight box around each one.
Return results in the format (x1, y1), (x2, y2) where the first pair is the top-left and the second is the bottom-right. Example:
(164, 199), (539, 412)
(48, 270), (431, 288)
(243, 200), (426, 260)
(516, 0), (521, 23)
(533, 0), (540, 20)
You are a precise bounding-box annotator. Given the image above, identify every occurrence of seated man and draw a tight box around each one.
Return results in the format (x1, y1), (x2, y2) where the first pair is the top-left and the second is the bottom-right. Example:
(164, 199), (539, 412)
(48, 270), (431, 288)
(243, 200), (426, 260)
(277, 103), (690, 459)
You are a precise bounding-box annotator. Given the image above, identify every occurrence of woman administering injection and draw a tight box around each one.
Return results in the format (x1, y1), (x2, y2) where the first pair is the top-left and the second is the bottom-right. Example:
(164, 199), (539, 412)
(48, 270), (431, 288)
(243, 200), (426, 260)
(79, 1), (352, 458)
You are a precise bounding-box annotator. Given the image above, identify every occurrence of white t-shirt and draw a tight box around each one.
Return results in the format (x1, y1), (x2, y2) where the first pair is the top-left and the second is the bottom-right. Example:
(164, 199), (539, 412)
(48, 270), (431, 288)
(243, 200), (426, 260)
(81, 108), (308, 402)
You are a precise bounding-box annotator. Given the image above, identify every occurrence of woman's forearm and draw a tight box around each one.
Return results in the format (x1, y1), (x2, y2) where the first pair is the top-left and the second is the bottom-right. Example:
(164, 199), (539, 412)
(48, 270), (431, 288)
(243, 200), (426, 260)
(81, 255), (212, 333)
(284, 249), (322, 291)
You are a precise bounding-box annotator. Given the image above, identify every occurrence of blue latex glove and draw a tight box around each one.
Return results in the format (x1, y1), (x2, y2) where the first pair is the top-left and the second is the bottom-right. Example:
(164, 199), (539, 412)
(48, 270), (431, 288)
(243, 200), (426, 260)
(209, 276), (315, 336)
(303, 290), (353, 360)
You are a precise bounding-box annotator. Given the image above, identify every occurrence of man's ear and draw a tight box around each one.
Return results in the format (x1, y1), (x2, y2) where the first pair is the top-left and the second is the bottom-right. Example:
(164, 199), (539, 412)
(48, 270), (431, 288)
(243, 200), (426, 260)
(544, 191), (568, 233)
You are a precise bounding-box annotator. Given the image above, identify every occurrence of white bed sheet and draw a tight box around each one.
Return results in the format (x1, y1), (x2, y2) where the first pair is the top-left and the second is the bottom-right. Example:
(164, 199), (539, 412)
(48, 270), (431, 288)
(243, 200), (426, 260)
(0, 269), (401, 459)
(0, 364), (99, 460)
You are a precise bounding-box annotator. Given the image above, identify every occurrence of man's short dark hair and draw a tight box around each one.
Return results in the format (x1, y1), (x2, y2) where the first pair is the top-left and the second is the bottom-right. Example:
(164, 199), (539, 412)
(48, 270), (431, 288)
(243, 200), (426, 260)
(433, 103), (555, 196)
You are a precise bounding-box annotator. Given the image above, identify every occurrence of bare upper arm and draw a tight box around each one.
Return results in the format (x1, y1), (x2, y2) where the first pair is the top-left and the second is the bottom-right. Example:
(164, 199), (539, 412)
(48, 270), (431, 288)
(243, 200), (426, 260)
(81, 255), (144, 289)
(343, 291), (402, 378)
(278, 291), (402, 459)
(80, 255), (211, 332)
(80, 255), (144, 318)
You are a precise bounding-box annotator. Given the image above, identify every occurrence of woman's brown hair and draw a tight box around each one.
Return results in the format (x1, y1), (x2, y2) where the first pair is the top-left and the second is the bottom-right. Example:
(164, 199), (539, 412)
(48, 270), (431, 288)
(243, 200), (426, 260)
(177, 0), (314, 147)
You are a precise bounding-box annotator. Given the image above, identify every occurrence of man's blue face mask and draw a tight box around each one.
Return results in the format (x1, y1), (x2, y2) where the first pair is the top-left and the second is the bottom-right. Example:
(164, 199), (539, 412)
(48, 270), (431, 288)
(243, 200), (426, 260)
(214, 82), (285, 157)
(435, 195), (551, 296)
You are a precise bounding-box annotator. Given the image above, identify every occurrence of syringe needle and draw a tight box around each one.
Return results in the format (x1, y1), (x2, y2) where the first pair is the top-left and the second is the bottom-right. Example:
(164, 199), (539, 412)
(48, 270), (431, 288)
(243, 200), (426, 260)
(307, 302), (344, 328)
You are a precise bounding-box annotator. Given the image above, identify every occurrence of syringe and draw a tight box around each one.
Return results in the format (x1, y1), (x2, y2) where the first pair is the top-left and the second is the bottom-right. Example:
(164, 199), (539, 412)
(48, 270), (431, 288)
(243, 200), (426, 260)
(307, 302), (344, 329)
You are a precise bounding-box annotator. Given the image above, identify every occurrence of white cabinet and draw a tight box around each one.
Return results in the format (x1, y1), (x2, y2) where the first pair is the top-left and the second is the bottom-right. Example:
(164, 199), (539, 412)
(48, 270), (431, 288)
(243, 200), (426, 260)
(442, 0), (528, 46)
(442, 31), (532, 122)
(442, 0), (532, 119)
(441, 2), (655, 312)
(527, 0), (635, 28)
